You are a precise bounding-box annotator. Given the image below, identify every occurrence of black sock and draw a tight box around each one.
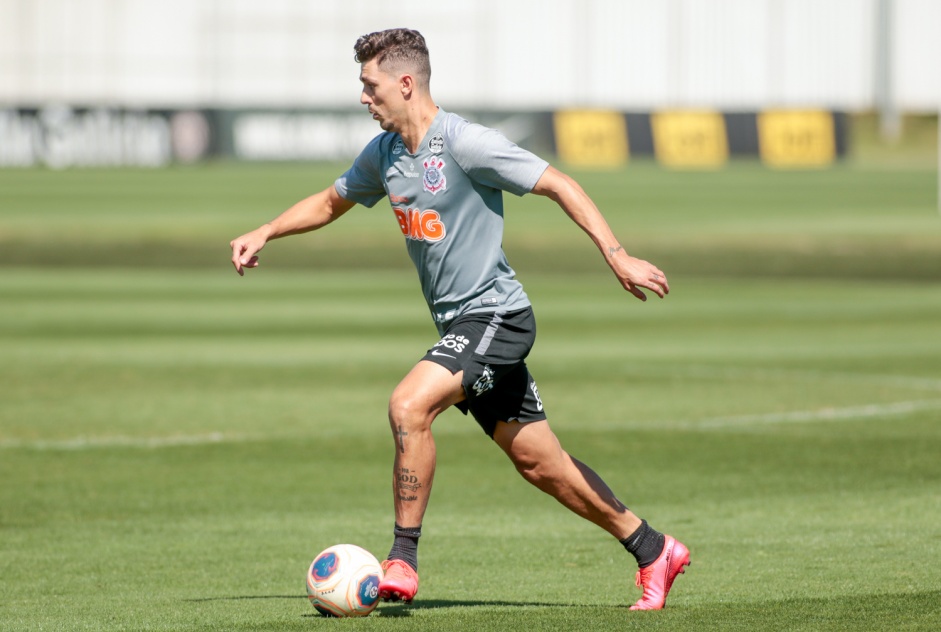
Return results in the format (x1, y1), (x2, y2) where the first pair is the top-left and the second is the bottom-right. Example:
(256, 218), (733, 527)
(388, 523), (422, 571)
(620, 519), (665, 568)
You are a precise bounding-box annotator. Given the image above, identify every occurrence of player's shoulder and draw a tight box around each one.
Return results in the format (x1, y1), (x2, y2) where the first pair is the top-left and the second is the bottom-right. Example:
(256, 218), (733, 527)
(361, 130), (400, 156)
(442, 111), (492, 144)
(440, 111), (507, 164)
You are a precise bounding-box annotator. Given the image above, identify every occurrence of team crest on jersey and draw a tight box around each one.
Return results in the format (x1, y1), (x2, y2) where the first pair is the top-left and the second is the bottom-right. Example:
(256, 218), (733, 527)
(392, 139), (405, 155)
(428, 133), (444, 154)
(422, 157), (447, 195)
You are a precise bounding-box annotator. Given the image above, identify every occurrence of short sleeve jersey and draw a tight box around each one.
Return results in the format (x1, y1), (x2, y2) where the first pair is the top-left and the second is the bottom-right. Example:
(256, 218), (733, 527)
(335, 108), (549, 334)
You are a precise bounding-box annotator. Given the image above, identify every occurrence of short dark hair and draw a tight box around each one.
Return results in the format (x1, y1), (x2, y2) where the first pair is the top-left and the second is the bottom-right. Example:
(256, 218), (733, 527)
(354, 28), (431, 88)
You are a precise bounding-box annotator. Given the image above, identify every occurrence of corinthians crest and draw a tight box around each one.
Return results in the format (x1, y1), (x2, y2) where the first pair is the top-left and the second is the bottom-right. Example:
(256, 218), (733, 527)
(428, 132), (444, 153)
(422, 157), (447, 195)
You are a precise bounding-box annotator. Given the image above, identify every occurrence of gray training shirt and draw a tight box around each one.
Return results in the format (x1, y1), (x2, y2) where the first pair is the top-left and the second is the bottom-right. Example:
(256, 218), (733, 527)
(335, 108), (549, 334)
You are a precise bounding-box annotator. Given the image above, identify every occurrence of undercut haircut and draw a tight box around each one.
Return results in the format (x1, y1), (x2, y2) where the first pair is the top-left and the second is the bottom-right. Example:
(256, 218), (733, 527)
(354, 28), (431, 89)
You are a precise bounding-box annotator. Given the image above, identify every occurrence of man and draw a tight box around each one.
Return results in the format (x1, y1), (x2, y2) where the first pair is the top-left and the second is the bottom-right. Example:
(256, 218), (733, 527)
(230, 28), (689, 611)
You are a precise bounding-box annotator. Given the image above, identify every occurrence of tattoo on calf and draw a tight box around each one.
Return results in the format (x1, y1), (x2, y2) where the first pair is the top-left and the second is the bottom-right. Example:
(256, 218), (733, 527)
(396, 467), (421, 502)
(395, 425), (408, 454)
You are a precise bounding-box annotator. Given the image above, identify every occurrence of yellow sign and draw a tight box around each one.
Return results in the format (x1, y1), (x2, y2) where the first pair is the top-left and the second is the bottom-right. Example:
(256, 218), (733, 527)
(553, 110), (628, 167)
(651, 111), (728, 168)
(758, 110), (835, 167)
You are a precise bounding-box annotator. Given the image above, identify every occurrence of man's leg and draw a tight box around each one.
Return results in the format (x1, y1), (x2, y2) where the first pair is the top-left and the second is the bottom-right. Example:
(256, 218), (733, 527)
(491, 420), (640, 539)
(491, 420), (689, 610)
(380, 360), (465, 602)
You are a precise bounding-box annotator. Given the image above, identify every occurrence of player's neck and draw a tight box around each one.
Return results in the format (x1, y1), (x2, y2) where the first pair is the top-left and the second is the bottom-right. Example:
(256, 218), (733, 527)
(398, 101), (439, 154)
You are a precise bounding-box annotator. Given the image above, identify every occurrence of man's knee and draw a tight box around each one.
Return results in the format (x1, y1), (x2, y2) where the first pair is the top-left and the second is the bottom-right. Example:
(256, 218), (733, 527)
(511, 451), (546, 484)
(388, 388), (433, 432)
(511, 450), (568, 492)
(497, 421), (566, 488)
(388, 361), (465, 432)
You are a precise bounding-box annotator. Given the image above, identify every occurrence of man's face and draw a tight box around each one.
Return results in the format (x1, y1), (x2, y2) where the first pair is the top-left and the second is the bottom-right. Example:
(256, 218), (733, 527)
(360, 59), (404, 133)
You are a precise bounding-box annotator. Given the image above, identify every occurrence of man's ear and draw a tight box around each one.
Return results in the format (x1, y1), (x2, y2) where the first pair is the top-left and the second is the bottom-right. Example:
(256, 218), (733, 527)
(400, 73), (414, 98)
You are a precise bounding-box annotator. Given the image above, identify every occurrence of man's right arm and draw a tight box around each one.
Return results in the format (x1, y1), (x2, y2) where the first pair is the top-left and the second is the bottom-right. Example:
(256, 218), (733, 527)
(531, 166), (668, 301)
(230, 185), (356, 276)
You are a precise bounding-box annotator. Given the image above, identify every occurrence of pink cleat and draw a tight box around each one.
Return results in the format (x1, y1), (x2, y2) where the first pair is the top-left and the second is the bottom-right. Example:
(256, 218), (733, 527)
(379, 559), (419, 603)
(629, 535), (690, 610)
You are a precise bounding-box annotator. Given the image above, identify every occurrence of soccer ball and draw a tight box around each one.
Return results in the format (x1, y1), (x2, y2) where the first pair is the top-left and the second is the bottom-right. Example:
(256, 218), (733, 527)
(306, 544), (383, 617)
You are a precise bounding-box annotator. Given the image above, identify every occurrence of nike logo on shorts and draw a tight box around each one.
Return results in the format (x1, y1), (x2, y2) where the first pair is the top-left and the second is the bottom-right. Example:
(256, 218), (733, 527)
(431, 349), (456, 358)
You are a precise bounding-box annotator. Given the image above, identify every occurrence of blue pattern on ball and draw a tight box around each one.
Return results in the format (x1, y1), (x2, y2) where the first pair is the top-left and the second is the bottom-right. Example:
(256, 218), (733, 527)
(358, 574), (381, 607)
(312, 551), (338, 581)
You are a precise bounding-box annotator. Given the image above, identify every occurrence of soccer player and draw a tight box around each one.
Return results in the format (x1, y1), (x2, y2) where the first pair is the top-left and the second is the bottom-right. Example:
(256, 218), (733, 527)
(230, 28), (689, 611)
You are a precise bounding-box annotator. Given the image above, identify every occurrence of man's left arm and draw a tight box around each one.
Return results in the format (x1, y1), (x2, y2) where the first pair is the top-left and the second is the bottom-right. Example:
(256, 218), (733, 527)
(530, 166), (669, 302)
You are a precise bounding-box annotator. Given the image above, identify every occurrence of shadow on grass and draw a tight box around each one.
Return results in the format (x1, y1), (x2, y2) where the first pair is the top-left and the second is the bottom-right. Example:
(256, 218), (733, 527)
(362, 599), (590, 618)
(186, 595), (578, 607)
(184, 595), (585, 618)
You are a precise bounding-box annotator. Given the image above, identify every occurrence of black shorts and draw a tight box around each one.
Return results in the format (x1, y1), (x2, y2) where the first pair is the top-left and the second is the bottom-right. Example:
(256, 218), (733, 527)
(421, 307), (547, 438)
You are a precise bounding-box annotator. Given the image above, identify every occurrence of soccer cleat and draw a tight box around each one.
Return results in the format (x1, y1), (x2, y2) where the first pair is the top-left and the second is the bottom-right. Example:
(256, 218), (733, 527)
(629, 535), (690, 611)
(378, 559), (419, 603)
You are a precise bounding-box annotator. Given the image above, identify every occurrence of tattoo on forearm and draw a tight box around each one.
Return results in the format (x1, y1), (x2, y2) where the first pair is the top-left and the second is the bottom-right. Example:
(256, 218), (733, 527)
(395, 425), (408, 454)
(608, 245), (624, 257)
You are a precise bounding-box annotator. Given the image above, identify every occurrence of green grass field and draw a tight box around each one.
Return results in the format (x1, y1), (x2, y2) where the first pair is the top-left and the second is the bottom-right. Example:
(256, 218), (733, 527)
(1, 154), (940, 630)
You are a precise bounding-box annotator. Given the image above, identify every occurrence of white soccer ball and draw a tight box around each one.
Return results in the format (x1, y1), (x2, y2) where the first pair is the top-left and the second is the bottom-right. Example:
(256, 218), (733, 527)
(306, 544), (383, 617)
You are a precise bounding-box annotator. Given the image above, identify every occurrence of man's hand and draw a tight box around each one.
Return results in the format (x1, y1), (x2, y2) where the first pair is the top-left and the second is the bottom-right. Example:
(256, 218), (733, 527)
(608, 246), (669, 301)
(229, 188), (357, 276)
(229, 227), (270, 276)
(531, 167), (670, 302)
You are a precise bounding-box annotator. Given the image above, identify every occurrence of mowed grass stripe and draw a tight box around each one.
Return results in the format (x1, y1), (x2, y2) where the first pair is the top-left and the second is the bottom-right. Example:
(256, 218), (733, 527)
(1, 163), (939, 279)
(3, 397), (940, 451)
(3, 270), (941, 444)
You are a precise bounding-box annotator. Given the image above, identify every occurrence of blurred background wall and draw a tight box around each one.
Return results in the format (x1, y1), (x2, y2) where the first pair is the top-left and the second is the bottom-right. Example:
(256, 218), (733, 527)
(1, 0), (938, 110)
(0, 0), (937, 166)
